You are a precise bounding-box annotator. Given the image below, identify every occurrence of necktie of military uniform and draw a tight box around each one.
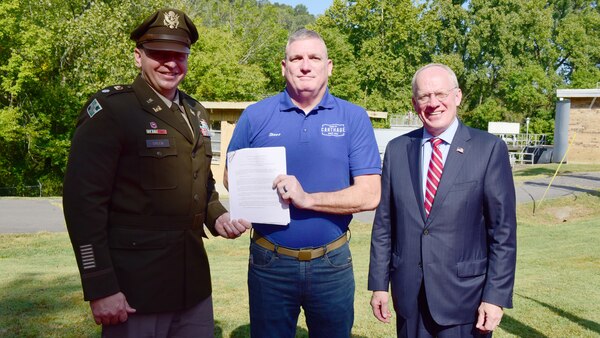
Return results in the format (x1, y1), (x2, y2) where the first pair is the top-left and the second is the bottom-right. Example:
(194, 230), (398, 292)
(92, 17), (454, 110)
(425, 137), (443, 217)
(171, 101), (194, 138)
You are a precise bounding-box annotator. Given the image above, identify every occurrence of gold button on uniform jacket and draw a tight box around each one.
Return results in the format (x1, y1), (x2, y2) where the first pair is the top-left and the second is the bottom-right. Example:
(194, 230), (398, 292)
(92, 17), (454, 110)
(63, 75), (227, 313)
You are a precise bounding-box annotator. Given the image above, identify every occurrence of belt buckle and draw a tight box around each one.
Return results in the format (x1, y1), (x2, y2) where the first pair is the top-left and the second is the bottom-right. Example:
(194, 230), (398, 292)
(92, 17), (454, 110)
(298, 249), (312, 261)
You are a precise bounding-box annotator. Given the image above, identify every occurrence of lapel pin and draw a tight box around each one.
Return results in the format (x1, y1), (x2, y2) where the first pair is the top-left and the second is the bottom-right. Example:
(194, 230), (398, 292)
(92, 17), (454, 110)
(457, 147), (464, 154)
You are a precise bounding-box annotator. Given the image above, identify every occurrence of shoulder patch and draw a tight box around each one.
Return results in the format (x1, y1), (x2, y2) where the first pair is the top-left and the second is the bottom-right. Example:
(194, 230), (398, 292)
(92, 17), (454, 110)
(86, 98), (103, 118)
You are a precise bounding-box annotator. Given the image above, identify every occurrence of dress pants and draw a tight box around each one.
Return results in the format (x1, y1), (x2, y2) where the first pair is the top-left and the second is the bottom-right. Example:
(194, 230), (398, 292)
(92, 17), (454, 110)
(396, 285), (492, 338)
(102, 295), (214, 338)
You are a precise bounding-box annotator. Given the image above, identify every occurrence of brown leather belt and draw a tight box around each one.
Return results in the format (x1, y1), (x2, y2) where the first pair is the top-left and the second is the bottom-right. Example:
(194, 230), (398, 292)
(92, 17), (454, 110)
(252, 231), (349, 261)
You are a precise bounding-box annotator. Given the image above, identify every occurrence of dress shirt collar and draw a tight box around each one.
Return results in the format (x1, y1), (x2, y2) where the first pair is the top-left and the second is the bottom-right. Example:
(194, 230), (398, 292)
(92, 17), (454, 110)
(421, 117), (459, 146)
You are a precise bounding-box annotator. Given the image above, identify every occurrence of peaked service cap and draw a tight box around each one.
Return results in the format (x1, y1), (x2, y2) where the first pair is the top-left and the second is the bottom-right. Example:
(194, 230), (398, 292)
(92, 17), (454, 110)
(130, 8), (199, 54)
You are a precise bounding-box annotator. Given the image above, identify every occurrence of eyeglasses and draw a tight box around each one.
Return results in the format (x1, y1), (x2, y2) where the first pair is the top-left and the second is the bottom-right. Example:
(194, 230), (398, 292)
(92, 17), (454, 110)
(415, 87), (457, 104)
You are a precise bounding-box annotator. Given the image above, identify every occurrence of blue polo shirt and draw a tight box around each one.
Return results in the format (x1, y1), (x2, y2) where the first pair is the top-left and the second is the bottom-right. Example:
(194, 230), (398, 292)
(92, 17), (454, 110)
(227, 89), (381, 248)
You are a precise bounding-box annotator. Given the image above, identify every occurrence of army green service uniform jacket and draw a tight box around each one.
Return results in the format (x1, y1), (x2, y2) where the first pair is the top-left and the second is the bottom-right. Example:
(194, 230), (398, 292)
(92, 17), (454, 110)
(63, 75), (227, 313)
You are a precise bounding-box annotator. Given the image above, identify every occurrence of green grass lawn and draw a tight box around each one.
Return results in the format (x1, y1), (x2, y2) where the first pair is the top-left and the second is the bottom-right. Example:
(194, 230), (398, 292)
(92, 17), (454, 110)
(1, 190), (599, 337)
(512, 163), (600, 182)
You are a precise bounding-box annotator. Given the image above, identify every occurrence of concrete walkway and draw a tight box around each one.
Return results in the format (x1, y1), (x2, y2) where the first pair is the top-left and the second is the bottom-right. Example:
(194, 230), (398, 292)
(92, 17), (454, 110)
(1, 172), (599, 233)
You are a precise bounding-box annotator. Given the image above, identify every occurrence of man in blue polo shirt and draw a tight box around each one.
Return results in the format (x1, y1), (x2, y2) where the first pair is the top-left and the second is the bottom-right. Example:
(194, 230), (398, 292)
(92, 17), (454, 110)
(225, 29), (381, 337)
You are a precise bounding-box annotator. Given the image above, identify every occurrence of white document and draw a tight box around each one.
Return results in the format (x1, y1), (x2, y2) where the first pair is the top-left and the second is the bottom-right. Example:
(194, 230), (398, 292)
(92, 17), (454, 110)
(227, 146), (290, 225)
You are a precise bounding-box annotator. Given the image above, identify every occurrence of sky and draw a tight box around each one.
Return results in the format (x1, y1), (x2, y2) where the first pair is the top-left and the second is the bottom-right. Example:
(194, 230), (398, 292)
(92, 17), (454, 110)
(272, 0), (335, 15)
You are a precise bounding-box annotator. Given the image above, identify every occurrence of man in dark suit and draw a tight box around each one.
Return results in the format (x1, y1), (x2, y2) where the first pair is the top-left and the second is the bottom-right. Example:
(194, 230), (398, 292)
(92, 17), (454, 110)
(63, 8), (249, 337)
(368, 63), (516, 337)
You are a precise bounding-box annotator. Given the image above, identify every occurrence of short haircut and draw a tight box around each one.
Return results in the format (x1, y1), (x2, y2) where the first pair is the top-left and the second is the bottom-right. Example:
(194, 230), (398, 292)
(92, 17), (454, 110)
(411, 63), (459, 95)
(285, 28), (328, 58)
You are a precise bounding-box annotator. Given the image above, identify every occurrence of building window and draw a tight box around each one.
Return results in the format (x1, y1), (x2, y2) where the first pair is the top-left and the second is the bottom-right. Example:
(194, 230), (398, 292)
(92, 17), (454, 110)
(210, 121), (221, 164)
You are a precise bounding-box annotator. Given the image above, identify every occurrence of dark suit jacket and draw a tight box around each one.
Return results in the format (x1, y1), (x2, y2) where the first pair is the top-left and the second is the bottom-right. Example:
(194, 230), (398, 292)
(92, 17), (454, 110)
(63, 75), (227, 313)
(368, 122), (516, 325)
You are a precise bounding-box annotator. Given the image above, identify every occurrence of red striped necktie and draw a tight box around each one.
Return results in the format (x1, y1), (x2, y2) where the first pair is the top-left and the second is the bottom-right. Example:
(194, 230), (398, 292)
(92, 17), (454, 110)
(425, 138), (444, 217)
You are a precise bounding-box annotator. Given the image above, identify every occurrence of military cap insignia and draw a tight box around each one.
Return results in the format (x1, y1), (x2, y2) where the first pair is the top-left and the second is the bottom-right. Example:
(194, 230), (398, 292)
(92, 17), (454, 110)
(114, 85), (124, 90)
(87, 98), (103, 118)
(163, 11), (180, 29)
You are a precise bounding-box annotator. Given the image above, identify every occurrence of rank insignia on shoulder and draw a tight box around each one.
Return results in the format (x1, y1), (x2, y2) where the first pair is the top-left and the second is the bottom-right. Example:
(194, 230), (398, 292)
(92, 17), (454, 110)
(146, 129), (168, 135)
(86, 98), (103, 118)
(199, 119), (210, 137)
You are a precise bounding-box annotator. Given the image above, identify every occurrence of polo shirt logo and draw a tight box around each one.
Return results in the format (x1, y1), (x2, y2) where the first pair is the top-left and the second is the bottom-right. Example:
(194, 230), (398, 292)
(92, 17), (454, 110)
(269, 132), (281, 137)
(321, 124), (345, 137)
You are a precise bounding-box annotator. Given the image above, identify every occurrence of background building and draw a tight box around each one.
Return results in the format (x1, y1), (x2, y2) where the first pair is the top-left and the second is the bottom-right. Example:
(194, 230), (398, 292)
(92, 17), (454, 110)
(555, 89), (600, 164)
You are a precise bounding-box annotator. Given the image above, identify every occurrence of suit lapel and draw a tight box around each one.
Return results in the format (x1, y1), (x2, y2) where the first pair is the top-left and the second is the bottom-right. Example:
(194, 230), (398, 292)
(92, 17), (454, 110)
(426, 123), (471, 225)
(408, 129), (427, 224)
(132, 76), (194, 143)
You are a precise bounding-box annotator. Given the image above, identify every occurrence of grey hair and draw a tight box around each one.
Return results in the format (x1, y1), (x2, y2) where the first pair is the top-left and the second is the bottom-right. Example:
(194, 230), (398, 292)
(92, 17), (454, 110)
(411, 63), (459, 95)
(285, 28), (328, 58)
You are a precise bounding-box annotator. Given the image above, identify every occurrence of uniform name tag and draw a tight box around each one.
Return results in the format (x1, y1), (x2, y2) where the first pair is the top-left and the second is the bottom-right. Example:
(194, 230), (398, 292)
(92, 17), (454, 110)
(146, 139), (170, 148)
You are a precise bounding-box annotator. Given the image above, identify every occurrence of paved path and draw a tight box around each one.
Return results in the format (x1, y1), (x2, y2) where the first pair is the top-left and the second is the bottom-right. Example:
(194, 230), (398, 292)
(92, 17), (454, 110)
(0, 197), (66, 233)
(2, 172), (599, 233)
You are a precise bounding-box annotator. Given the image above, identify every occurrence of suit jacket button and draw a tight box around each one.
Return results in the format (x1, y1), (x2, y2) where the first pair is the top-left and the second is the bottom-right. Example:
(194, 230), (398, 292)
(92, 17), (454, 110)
(418, 262), (423, 268)
(423, 229), (429, 235)
(193, 171), (198, 179)
(191, 152), (196, 158)
(193, 194), (199, 201)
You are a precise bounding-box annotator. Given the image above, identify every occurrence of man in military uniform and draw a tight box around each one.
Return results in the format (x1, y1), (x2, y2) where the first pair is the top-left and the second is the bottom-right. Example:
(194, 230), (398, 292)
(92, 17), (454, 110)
(63, 8), (250, 337)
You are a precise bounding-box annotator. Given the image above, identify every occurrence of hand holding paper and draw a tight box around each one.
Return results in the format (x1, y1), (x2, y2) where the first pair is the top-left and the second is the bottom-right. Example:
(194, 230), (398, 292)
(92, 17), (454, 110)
(227, 147), (290, 225)
(214, 213), (252, 239)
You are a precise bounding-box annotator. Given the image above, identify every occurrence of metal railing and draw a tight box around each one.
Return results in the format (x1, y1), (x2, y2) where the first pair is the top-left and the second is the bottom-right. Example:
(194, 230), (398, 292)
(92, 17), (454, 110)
(494, 133), (548, 150)
(0, 181), (43, 197)
(494, 133), (548, 167)
(509, 152), (535, 166)
(389, 114), (422, 127)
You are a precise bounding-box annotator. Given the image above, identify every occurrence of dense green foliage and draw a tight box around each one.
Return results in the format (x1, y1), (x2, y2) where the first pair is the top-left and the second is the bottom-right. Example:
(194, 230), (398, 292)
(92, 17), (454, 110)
(1, 0), (598, 194)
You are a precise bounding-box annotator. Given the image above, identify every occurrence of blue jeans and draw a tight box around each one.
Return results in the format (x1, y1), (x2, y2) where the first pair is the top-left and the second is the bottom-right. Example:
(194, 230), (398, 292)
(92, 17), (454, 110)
(248, 240), (355, 338)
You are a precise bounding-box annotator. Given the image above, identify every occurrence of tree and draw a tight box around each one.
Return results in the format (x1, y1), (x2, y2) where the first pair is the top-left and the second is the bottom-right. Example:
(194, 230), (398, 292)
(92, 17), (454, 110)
(0, 0), (317, 194)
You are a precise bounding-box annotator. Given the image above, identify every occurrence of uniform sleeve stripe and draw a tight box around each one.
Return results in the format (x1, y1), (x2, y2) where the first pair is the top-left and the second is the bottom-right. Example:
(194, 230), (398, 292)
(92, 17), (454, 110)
(79, 245), (96, 270)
